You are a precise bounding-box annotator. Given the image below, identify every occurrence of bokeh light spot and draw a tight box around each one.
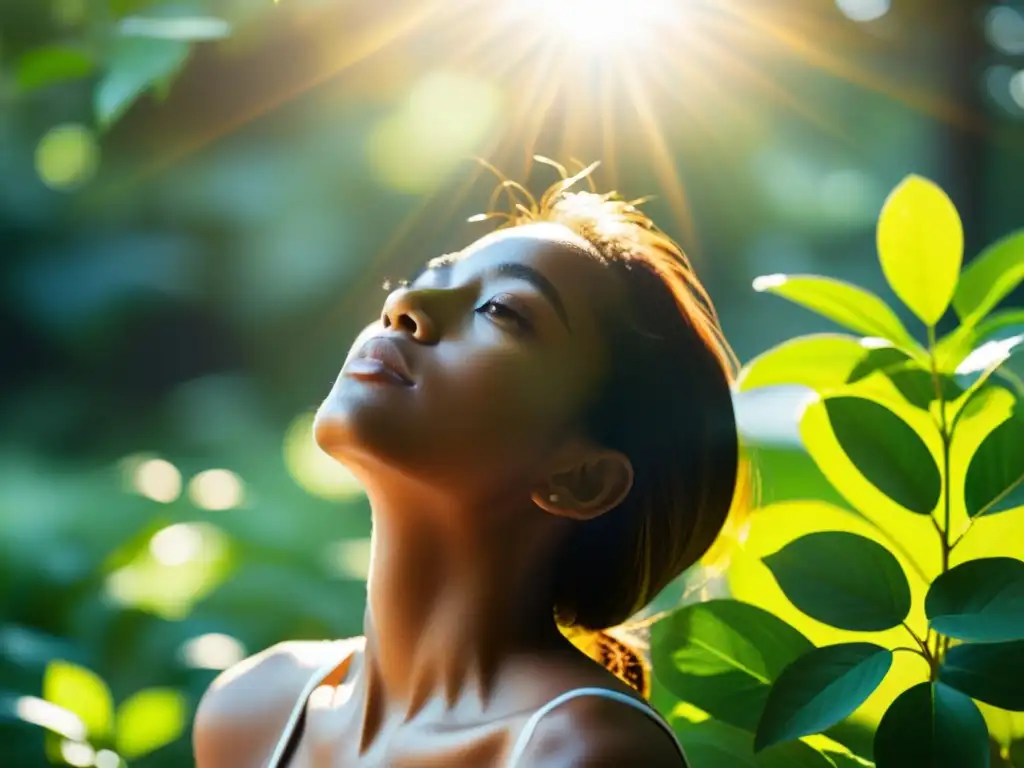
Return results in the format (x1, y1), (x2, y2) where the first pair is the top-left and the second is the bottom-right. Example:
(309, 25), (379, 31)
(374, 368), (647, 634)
(180, 633), (246, 670)
(367, 71), (501, 194)
(106, 522), (231, 619)
(1010, 70), (1024, 110)
(284, 413), (365, 500)
(130, 457), (182, 503)
(188, 468), (244, 510)
(835, 0), (890, 23)
(34, 124), (99, 192)
(324, 538), (373, 580)
(985, 6), (1024, 55)
(94, 750), (123, 768)
(60, 741), (94, 767)
(149, 522), (204, 566)
(15, 696), (86, 742)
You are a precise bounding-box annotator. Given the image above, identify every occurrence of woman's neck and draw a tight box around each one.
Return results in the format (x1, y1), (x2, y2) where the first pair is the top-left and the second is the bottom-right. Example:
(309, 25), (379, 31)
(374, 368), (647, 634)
(357, 487), (570, 724)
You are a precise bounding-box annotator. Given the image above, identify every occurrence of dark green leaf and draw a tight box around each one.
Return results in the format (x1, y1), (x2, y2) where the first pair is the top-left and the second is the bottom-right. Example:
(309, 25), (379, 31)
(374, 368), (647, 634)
(874, 682), (989, 768)
(954, 230), (1024, 326)
(926, 558), (1024, 642)
(824, 396), (941, 514)
(940, 640), (1024, 710)
(95, 36), (190, 128)
(755, 643), (892, 751)
(763, 531), (912, 631)
(1010, 739), (1024, 767)
(887, 367), (963, 410)
(965, 415), (1024, 517)
(17, 46), (94, 93)
(845, 345), (914, 383)
(752, 274), (918, 349)
(651, 600), (813, 732)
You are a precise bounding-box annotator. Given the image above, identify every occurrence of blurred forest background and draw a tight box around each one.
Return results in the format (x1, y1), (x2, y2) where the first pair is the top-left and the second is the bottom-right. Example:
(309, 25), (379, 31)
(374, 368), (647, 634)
(1, 0), (1022, 765)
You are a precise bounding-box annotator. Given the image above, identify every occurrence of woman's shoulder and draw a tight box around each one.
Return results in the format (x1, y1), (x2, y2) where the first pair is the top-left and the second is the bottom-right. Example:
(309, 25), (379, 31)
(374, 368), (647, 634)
(516, 690), (685, 767)
(508, 654), (685, 767)
(192, 636), (364, 768)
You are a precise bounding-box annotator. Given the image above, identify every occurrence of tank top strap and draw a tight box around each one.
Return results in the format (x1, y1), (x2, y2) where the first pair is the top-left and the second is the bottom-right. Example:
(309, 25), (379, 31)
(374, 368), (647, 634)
(505, 686), (689, 767)
(266, 645), (358, 768)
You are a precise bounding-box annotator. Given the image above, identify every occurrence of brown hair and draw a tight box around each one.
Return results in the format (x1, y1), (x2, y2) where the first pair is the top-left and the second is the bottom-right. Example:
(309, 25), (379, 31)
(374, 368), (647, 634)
(473, 158), (755, 696)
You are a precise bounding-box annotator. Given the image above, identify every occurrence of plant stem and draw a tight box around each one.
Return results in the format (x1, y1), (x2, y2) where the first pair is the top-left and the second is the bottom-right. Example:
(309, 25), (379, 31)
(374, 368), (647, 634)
(929, 325), (953, 676)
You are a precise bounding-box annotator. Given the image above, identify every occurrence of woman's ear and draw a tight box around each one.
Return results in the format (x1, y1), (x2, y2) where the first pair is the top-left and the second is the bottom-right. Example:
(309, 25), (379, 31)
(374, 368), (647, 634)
(532, 448), (634, 521)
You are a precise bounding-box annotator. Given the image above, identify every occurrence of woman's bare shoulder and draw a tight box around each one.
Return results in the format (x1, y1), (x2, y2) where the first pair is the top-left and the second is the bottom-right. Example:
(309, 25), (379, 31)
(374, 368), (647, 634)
(193, 636), (364, 768)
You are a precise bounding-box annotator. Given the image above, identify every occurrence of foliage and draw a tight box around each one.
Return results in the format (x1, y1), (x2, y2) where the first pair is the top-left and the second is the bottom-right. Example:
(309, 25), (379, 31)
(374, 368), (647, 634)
(8, 0), (232, 130)
(653, 175), (1024, 766)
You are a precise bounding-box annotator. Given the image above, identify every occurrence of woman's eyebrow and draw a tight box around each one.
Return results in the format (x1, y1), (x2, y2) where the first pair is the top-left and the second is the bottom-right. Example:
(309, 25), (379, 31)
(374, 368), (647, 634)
(490, 262), (571, 332)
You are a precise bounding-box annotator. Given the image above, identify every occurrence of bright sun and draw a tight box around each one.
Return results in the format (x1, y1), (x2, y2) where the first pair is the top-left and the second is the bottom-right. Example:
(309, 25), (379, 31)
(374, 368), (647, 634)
(516, 0), (682, 49)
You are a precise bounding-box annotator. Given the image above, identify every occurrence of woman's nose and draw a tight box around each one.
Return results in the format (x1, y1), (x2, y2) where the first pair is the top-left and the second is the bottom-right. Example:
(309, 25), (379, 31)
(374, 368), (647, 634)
(380, 289), (438, 343)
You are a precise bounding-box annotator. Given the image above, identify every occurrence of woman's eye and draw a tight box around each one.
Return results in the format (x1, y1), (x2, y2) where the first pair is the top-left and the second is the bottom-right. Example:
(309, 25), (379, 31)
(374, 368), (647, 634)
(475, 297), (532, 331)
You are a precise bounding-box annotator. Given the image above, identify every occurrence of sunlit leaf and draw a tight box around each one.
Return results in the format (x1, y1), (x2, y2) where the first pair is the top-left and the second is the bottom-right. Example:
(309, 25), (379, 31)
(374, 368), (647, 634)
(964, 414), (1024, 517)
(876, 175), (963, 327)
(807, 396), (941, 515)
(953, 230), (1024, 326)
(940, 640), (1024, 710)
(935, 309), (1024, 373)
(874, 682), (988, 768)
(651, 600), (813, 732)
(736, 334), (868, 392)
(755, 643), (892, 751)
(95, 36), (189, 127)
(955, 334), (1024, 405)
(752, 274), (918, 349)
(16, 46), (94, 93)
(115, 687), (187, 759)
(43, 661), (114, 741)
(763, 532), (911, 632)
(677, 718), (838, 768)
(926, 558), (1024, 642)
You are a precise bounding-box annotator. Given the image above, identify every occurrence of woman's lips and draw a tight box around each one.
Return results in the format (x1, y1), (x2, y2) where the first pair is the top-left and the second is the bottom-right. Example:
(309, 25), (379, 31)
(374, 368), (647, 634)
(345, 337), (414, 386)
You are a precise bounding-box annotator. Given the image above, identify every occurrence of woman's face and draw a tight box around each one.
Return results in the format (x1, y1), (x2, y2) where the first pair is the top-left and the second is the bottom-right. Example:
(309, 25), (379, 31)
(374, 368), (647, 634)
(314, 223), (623, 504)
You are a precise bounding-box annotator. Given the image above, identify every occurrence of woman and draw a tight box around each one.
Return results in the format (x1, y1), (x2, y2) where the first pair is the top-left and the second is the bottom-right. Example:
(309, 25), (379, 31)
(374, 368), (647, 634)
(193, 160), (746, 767)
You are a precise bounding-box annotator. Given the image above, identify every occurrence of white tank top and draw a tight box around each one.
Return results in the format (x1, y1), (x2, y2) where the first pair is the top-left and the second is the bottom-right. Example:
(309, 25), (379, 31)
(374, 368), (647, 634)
(267, 657), (690, 766)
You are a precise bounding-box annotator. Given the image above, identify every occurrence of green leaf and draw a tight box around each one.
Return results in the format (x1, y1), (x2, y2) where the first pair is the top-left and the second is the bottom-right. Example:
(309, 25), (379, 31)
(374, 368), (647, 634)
(737, 334), (869, 392)
(885, 366), (963, 410)
(956, 334), (1024, 399)
(115, 687), (187, 759)
(676, 718), (838, 768)
(820, 396), (941, 515)
(846, 345), (915, 383)
(755, 643), (892, 751)
(43, 660), (114, 741)
(940, 640), (1024, 710)
(935, 309), (1024, 373)
(17, 46), (95, 93)
(95, 36), (190, 128)
(763, 531), (912, 631)
(752, 274), (918, 349)
(926, 558), (1024, 642)
(1011, 739), (1024, 767)
(954, 230), (1024, 326)
(651, 600), (813, 732)
(876, 175), (964, 327)
(874, 682), (988, 768)
(965, 414), (1024, 517)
